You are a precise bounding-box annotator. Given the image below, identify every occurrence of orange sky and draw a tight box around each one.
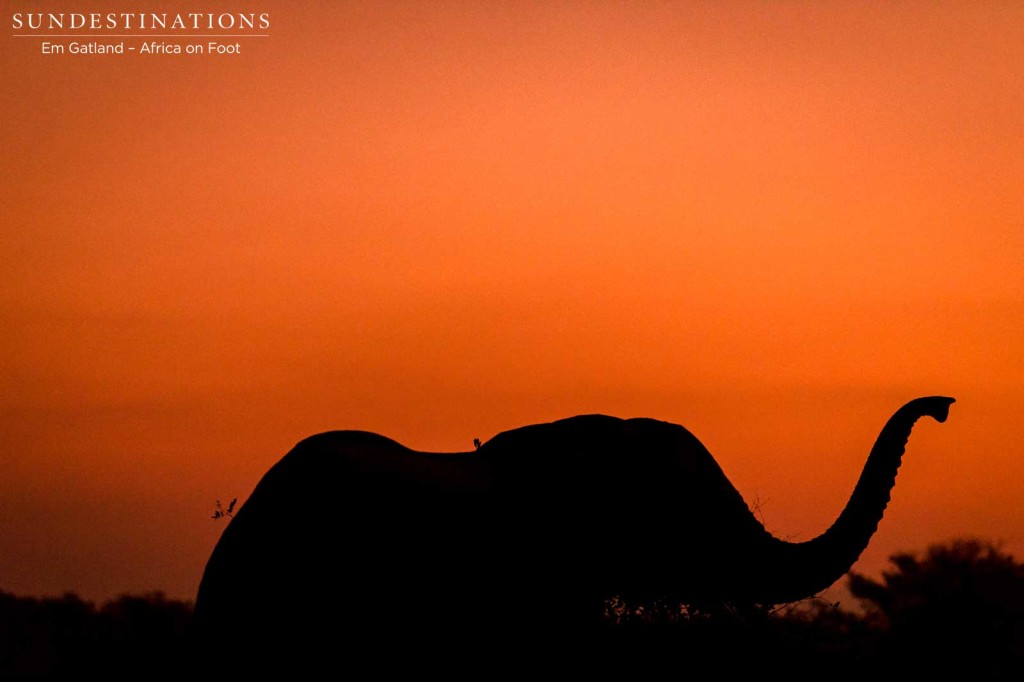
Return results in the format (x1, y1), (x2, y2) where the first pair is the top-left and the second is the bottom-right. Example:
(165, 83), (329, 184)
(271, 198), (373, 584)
(2, 2), (1022, 602)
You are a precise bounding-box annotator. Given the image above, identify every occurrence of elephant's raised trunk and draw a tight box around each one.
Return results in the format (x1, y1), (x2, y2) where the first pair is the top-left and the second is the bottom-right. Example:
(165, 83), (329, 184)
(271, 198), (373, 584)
(752, 396), (955, 604)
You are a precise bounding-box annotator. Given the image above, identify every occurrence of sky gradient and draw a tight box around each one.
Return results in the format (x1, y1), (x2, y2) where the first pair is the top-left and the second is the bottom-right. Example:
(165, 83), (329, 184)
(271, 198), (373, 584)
(2, 1), (1022, 602)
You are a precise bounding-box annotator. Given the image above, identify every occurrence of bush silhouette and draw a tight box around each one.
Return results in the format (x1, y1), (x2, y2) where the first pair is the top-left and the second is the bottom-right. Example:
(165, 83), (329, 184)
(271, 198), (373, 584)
(849, 538), (1024, 674)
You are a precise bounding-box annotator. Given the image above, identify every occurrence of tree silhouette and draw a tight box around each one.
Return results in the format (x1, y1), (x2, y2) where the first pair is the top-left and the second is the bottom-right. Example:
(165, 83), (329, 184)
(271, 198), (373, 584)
(0, 590), (192, 678)
(849, 538), (1024, 675)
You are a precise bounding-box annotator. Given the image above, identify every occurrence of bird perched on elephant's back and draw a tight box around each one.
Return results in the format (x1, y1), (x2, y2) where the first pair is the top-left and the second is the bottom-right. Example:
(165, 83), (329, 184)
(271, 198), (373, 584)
(191, 397), (954, 670)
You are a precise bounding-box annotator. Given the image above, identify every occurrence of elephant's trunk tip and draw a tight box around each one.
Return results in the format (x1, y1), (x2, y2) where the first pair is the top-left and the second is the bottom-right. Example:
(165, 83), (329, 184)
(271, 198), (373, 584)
(917, 396), (956, 423)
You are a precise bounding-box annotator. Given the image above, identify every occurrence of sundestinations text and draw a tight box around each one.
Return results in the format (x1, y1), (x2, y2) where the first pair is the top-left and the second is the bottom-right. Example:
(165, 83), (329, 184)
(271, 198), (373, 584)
(12, 12), (270, 31)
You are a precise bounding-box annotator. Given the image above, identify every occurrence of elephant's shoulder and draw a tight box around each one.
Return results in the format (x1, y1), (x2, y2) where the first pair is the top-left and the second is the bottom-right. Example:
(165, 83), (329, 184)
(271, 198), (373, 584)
(275, 430), (413, 469)
(293, 429), (411, 454)
(237, 431), (413, 504)
(260, 429), (487, 496)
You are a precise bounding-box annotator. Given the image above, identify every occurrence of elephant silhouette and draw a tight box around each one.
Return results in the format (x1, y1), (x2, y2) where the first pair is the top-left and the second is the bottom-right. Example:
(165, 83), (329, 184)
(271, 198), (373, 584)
(192, 396), (954, 670)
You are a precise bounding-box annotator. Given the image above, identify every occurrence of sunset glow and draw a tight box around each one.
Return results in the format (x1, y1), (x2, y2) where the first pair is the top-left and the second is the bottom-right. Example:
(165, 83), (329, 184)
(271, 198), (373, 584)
(2, 2), (1022, 601)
